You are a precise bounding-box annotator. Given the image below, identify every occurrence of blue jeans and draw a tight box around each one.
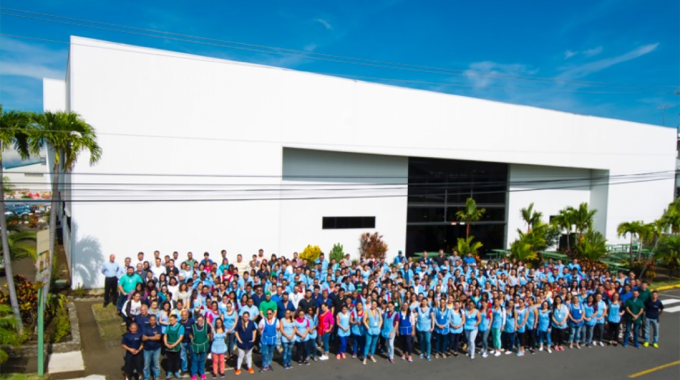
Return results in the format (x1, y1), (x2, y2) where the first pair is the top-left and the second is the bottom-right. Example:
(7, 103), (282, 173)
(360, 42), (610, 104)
(352, 334), (365, 357)
(306, 338), (317, 359)
(584, 325), (595, 345)
(624, 322), (640, 346)
(417, 330), (431, 357)
(143, 348), (160, 380)
(117, 293), (127, 312)
(190, 351), (206, 376)
(321, 332), (331, 353)
(433, 332), (447, 354)
(226, 333), (236, 356)
(538, 330), (551, 347)
(338, 336), (348, 355)
(282, 342), (293, 366)
(261, 343), (275, 368)
(569, 325), (582, 343)
(365, 334), (379, 357)
(180, 341), (192, 372)
(645, 318), (659, 344)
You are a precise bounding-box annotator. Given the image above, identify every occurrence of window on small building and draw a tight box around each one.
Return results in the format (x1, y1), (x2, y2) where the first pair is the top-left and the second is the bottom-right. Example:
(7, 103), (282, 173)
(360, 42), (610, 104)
(322, 216), (376, 229)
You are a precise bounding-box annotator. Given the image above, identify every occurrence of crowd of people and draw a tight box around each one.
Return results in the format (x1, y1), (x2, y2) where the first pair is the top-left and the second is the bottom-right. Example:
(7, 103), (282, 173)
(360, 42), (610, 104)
(100, 248), (667, 380)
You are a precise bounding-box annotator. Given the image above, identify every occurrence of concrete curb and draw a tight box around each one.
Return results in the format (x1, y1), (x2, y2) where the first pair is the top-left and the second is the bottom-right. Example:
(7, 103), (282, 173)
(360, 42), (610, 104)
(653, 283), (680, 291)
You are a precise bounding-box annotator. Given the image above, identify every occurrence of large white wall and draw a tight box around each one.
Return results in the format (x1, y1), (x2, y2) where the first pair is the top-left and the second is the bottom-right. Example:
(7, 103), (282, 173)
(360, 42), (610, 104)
(44, 36), (677, 288)
(279, 148), (407, 261)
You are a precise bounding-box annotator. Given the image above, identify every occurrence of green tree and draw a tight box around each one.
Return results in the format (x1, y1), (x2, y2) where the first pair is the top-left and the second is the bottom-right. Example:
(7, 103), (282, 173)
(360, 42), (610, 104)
(329, 243), (345, 263)
(661, 199), (680, 233)
(656, 235), (680, 277)
(30, 111), (102, 299)
(617, 221), (647, 264)
(455, 198), (486, 238)
(0, 105), (31, 333)
(520, 203), (543, 233)
(572, 202), (597, 241)
(0, 229), (37, 261)
(456, 235), (483, 256)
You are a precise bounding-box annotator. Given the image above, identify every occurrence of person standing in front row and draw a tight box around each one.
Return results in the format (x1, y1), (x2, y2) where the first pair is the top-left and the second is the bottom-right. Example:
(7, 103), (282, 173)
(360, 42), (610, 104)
(235, 311), (257, 374)
(190, 315), (211, 380)
(121, 322), (144, 380)
(623, 289), (645, 348)
(164, 315), (184, 379)
(141, 315), (162, 380)
(643, 291), (663, 348)
(258, 309), (279, 372)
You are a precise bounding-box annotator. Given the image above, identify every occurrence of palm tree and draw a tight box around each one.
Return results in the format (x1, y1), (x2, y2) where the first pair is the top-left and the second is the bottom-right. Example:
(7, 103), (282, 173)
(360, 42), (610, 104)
(456, 235), (483, 256)
(572, 202), (597, 242)
(29, 111), (102, 298)
(656, 235), (680, 277)
(575, 230), (608, 261)
(551, 208), (574, 251)
(520, 203), (543, 233)
(660, 201), (680, 233)
(456, 198), (485, 238)
(617, 221), (647, 264)
(0, 105), (31, 333)
(0, 304), (20, 364)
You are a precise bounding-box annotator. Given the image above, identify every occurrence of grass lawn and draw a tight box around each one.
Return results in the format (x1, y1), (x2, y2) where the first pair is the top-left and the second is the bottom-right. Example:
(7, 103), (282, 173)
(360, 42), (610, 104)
(92, 303), (126, 340)
(650, 278), (680, 290)
(0, 374), (42, 380)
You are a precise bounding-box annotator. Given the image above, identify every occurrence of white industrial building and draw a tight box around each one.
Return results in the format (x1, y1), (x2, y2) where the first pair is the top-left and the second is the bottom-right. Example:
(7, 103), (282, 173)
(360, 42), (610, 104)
(43, 37), (677, 289)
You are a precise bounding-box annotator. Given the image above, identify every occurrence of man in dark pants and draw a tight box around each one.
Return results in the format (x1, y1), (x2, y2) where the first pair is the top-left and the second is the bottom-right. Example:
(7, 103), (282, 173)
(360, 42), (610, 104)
(101, 254), (121, 307)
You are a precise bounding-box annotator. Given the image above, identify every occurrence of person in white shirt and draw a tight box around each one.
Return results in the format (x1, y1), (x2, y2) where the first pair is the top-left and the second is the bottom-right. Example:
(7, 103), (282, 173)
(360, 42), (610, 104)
(290, 284), (304, 309)
(134, 251), (145, 269)
(151, 258), (166, 280)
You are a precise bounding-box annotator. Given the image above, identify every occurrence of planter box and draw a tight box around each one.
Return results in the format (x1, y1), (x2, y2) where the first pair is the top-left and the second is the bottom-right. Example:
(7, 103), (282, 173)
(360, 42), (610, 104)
(5, 302), (81, 358)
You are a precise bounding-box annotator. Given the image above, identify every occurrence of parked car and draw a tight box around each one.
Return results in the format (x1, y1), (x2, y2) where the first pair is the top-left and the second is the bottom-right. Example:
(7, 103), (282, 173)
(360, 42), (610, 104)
(5, 203), (31, 216)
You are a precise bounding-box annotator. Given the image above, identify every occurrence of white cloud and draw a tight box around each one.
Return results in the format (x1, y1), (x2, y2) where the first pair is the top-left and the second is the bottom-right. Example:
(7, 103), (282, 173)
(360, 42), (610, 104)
(314, 18), (333, 30)
(0, 37), (67, 80)
(558, 43), (659, 80)
(463, 61), (537, 89)
(564, 46), (603, 60)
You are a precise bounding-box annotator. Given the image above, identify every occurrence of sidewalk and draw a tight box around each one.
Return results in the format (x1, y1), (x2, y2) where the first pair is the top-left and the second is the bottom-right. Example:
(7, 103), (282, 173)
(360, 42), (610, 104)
(74, 300), (122, 380)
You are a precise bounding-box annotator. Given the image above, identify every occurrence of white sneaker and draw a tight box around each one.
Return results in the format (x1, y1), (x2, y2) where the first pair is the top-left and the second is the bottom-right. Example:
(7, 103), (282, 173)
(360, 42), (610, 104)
(494, 351), (501, 357)
(599, 341), (605, 347)
(319, 355), (329, 361)
(547, 347), (552, 353)
(482, 352), (488, 358)
(539, 346), (543, 351)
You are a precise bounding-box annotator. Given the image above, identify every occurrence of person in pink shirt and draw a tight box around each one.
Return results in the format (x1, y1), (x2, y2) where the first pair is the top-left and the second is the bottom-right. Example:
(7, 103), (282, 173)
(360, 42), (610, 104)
(318, 303), (335, 360)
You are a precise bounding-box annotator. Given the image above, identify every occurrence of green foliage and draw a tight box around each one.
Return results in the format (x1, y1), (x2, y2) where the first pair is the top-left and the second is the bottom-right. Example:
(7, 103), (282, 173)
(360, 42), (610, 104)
(456, 236), (483, 256)
(455, 198), (486, 238)
(656, 235), (680, 276)
(359, 232), (388, 259)
(520, 203), (543, 232)
(660, 198), (680, 233)
(572, 202), (597, 239)
(299, 245), (322, 265)
(329, 243), (345, 262)
(0, 304), (20, 364)
(575, 230), (608, 261)
(0, 231), (37, 262)
(49, 306), (70, 343)
(73, 284), (87, 298)
(510, 230), (541, 262)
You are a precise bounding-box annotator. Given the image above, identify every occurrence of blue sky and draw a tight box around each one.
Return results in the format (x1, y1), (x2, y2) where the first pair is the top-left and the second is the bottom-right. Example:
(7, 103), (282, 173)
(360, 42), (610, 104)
(0, 0), (678, 128)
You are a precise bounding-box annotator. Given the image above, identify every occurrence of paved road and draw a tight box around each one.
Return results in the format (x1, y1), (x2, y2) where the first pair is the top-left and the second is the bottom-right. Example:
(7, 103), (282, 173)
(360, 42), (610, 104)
(76, 289), (680, 380)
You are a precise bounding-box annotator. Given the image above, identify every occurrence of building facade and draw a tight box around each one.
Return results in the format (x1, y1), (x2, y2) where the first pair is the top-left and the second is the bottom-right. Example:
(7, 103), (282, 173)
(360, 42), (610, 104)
(43, 37), (677, 289)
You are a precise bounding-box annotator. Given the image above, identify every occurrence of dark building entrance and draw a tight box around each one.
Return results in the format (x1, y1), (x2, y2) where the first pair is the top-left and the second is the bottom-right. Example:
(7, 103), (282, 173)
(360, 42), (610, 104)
(405, 157), (508, 256)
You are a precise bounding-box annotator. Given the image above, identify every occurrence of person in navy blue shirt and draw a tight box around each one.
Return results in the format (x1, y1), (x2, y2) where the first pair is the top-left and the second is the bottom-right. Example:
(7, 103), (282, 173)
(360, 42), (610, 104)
(276, 293), (296, 319)
(178, 310), (195, 374)
(122, 322), (144, 380)
(142, 315), (162, 380)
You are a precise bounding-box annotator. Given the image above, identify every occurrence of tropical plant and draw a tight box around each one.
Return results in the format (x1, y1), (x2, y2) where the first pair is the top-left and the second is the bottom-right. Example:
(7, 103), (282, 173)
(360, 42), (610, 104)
(29, 111), (102, 299)
(0, 230), (37, 262)
(617, 220), (648, 264)
(0, 105), (31, 333)
(455, 198), (486, 238)
(575, 230), (608, 261)
(572, 202), (597, 241)
(359, 232), (388, 259)
(551, 208), (575, 251)
(3, 176), (13, 194)
(456, 235), (483, 256)
(660, 198), (680, 233)
(0, 304), (20, 363)
(656, 235), (680, 277)
(299, 245), (322, 265)
(510, 235), (539, 262)
(520, 203), (543, 233)
(329, 243), (345, 263)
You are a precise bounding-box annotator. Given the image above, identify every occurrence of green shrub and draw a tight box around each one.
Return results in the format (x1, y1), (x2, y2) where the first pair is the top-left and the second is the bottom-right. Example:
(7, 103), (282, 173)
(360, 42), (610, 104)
(73, 284), (87, 298)
(329, 243), (344, 262)
(49, 307), (70, 343)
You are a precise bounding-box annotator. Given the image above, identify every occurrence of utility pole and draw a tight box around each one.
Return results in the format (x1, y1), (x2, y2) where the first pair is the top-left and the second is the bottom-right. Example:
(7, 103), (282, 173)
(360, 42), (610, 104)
(657, 104), (676, 126)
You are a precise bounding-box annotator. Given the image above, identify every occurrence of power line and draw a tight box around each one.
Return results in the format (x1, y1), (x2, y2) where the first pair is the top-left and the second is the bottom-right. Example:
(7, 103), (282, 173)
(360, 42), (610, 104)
(0, 9), (677, 92)
(4, 173), (673, 203)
